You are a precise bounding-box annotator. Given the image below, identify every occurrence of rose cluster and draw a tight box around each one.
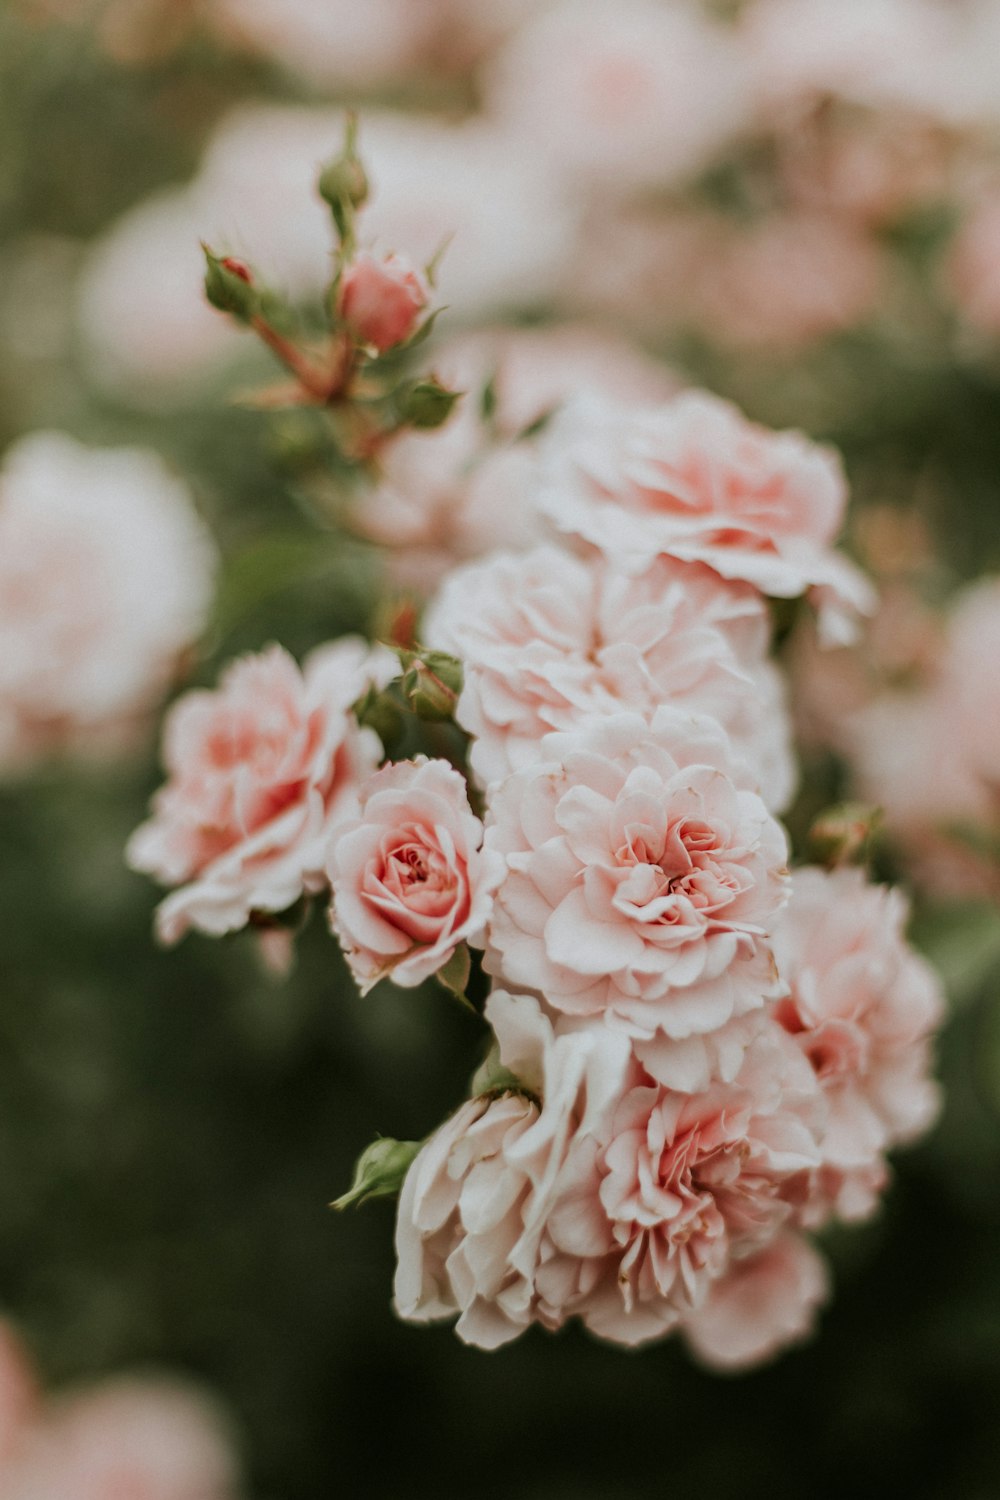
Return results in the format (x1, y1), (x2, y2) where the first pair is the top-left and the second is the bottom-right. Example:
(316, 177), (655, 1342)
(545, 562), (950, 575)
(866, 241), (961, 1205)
(130, 383), (943, 1368)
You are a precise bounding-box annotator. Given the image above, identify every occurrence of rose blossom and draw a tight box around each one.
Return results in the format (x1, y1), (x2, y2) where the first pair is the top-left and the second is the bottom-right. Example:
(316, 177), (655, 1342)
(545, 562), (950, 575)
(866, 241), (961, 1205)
(538, 389), (875, 643)
(338, 252), (428, 353)
(395, 993), (822, 1349)
(682, 1231), (829, 1371)
(4, 1379), (241, 1500)
(691, 210), (885, 355)
(425, 545), (797, 810)
(544, 1023), (822, 1346)
(0, 1323), (240, 1500)
(128, 639), (392, 945)
(394, 988), (634, 1349)
(483, 0), (749, 196)
(484, 710), (789, 1046)
(328, 757), (504, 991)
(356, 324), (677, 592)
(0, 432), (215, 769)
(771, 866), (943, 1225)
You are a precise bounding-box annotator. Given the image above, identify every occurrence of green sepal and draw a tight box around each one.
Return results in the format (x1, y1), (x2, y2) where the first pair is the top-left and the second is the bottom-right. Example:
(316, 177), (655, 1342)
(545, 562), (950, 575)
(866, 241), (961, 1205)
(331, 1137), (421, 1211)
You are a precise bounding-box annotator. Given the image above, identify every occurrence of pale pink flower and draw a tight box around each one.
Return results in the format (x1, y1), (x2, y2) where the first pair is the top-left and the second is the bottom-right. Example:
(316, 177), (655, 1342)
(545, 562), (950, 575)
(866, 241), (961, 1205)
(396, 996), (822, 1349)
(359, 113), (578, 317)
(0, 1324), (38, 1464)
(338, 252), (428, 352)
(128, 640), (392, 944)
(328, 757), (504, 992)
(484, 0), (749, 196)
(425, 545), (797, 810)
(5, 1378), (239, 1500)
(744, 0), (960, 120)
(692, 211), (885, 354)
(356, 324), (676, 592)
(538, 390), (875, 643)
(0, 432), (215, 770)
(394, 988), (634, 1349)
(772, 866), (943, 1225)
(209, 0), (434, 90)
(484, 710), (789, 1042)
(549, 1024), (822, 1346)
(682, 1232), (829, 1371)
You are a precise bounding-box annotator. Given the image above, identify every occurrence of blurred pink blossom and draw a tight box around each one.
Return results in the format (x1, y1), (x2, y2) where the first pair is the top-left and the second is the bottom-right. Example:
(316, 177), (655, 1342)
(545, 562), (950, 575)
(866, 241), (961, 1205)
(0, 432), (215, 769)
(484, 0), (749, 196)
(682, 1232), (829, 1371)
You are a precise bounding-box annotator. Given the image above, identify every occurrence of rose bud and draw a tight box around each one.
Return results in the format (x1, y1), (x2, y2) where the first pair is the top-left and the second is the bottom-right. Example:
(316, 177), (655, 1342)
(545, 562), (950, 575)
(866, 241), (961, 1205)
(338, 252), (429, 353)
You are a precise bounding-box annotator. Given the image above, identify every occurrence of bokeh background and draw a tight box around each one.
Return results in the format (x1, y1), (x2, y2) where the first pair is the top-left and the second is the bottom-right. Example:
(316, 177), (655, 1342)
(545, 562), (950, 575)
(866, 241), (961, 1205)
(2, 2), (1000, 1495)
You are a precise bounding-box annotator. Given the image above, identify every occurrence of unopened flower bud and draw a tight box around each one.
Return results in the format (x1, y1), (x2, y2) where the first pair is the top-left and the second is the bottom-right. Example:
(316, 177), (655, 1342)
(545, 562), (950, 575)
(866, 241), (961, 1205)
(331, 1137), (421, 1210)
(338, 252), (429, 354)
(809, 802), (882, 868)
(399, 649), (463, 720)
(319, 155), (369, 223)
(398, 375), (461, 430)
(203, 246), (258, 321)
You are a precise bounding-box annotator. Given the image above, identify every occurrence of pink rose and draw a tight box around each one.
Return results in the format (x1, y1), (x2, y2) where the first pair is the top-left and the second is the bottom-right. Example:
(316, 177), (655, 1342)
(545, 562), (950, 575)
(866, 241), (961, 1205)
(538, 390), (875, 644)
(0, 1324), (37, 1464)
(425, 544), (797, 810)
(682, 1232), (829, 1371)
(484, 0), (749, 195)
(772, 866), (943, 1224)
(395, 992), (822, 1349)
(328, 757), (504, 991)
(128, 639), (392, 944)
(4, 1378), (240, 1500)
(394, 989), (634, 1348)
(354, 324), (676, 594)
(338, 252), (429, 353)
(0, 432), (215, 768)
(484, 710), (789, 1042)
(547, 1023), (821, 1346)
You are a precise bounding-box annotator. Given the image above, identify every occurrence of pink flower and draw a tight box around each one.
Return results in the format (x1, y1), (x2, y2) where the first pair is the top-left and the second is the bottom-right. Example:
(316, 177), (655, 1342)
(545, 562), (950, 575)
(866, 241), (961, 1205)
(328, 757), (504, 991)
(395, 993), (822, 1349)
(4, 1378), (240, 1500)
(0, 1324), (38, 1465)
(394, 989), (634, 1348)
(425, 545), (796, 810)
(484, 710), (789, 1043)
(771, 866), (943, 1225)
(355, 324), (677, 593)
(128, 640), (392, 944)
(484, 0), (749, 196)
(682, 1232), (829, 1371)
(539, 390), (875, 643)
(548, 1024), (822, 1346)
(691, 211), (885, 354)
(0, 432), (215, 769)
(338, 252), (428, 353)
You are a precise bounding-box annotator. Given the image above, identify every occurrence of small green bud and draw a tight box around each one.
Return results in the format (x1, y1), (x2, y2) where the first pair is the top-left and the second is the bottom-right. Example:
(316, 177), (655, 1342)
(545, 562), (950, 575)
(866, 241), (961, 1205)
(318, 117), (369, 242)
(203, 247), (258, 321)
(809, 802), (882, 869)
(331, 1137), (421, 1210)
(398, 378), (461, 430)
(399, 649), (463, 720)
